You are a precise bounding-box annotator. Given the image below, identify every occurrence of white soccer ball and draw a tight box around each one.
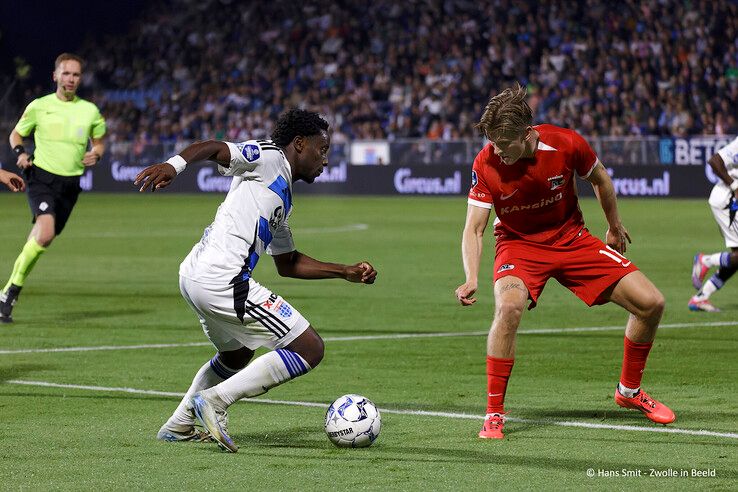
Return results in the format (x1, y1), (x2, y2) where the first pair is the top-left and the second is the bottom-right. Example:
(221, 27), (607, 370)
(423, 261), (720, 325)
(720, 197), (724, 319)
(324, 394), (381, 448)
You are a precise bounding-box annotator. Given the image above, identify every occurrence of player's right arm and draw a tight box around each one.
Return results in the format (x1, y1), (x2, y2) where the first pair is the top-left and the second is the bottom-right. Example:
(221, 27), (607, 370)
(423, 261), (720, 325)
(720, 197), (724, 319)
(455, 204), (491, 306)
(456, 153), (494, 306)
(272, 251), (377, 284)
(134, 140), (232, 191)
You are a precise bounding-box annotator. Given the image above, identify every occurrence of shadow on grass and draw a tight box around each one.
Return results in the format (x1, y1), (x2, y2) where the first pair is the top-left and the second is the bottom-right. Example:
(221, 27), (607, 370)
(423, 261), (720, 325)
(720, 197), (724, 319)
(14, 308), (157, 324)
(516, 407), (738, 427)
(217, 427), (738, 476)
(50, 308), (154, 321)
(392, 402), (651, 422)
(29, 290), (182, 300)
(0, 364), (54, 383)
(0, 390), (178, 405)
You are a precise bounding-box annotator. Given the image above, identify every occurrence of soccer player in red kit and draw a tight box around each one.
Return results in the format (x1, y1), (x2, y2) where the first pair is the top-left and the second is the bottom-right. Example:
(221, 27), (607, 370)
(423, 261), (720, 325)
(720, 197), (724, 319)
(455, 85), (675, 439)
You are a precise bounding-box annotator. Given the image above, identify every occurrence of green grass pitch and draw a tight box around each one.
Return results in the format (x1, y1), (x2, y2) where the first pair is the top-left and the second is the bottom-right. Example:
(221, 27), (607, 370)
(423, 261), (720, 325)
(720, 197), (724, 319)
(0, 192), (736, 490)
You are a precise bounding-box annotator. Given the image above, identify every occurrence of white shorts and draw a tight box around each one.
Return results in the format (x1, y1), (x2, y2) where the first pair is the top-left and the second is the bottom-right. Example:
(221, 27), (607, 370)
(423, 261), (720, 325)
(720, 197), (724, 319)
(179, 275), (311, 352)
(708, 184), (738, 248)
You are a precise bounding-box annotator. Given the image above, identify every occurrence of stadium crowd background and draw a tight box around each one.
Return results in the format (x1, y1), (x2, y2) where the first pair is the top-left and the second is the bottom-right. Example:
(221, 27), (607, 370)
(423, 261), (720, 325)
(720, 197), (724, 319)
(1, 0), (737, 150)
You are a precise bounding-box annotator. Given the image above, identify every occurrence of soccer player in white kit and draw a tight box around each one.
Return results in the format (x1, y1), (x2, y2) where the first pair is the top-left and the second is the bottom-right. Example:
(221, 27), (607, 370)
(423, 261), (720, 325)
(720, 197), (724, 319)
(689, 136), (738, 312)
(135, 109), (377, 452)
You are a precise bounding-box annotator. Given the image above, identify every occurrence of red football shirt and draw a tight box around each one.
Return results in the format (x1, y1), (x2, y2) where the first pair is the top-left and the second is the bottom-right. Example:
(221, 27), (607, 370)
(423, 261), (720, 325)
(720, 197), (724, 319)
(467, 124), (598, 245)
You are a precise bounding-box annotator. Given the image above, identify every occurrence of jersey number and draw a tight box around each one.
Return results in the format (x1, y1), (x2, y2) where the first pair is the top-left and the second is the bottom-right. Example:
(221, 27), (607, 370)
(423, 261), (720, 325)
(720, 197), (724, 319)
(598, 246), (632, 267)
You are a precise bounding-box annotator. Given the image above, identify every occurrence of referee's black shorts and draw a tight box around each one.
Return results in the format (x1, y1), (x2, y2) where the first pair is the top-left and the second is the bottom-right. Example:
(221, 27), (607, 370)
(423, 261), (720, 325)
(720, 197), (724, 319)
(24, 165), (82, 235)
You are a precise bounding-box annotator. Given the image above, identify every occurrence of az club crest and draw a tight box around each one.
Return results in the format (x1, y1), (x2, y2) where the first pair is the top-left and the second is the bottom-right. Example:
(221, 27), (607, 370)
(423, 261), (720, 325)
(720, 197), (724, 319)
(548, 174), (565, 190)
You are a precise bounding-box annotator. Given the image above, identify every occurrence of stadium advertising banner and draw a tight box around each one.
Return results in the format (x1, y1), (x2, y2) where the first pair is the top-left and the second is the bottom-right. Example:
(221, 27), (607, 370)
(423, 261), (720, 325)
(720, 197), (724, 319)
(659, 136), (733, 166)
(574, 167), (712, 198)
(0, 155), (716, 198)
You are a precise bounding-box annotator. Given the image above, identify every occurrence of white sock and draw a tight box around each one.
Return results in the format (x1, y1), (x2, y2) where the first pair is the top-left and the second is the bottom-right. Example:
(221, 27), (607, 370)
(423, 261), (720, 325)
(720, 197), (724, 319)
(702, 252), (724, 268)
(214, 349), (311, 406)
(695, 279), (719, 300)
(168, 354), (239, 427)
(618, 382), (640, 398)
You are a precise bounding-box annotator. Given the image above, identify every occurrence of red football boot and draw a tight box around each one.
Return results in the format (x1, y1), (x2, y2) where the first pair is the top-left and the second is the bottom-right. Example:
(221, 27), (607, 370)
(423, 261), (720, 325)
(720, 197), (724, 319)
(478, 413), (506, 439)
(615, 387), (676, 424)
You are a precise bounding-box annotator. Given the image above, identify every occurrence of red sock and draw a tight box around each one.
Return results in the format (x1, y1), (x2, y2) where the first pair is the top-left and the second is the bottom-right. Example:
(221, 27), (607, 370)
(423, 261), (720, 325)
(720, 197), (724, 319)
(486, 356), (514, 414)
(619, 336), (653, 390)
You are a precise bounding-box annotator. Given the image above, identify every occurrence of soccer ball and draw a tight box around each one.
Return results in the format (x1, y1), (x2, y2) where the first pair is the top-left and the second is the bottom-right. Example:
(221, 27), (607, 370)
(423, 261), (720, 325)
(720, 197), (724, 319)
(324, 394), (381, 448)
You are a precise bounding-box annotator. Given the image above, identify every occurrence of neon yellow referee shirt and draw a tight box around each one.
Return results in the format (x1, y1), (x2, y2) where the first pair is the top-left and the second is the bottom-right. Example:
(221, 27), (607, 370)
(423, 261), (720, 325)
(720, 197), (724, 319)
(14, 93), (106, 177)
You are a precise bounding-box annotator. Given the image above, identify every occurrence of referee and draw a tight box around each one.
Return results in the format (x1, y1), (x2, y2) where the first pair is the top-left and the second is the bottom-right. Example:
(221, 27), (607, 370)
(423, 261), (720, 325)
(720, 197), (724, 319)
(1, 53), (106, 323)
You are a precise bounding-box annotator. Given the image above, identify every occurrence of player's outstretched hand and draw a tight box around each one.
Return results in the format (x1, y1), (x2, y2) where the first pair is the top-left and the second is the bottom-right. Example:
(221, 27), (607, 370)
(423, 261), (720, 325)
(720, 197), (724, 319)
(455, 281), (478, 306)
(134, 163), (177, 192)
(346, 262), (377, 284)
(0, 169), (25, 192)
(606, 224), (632, 254)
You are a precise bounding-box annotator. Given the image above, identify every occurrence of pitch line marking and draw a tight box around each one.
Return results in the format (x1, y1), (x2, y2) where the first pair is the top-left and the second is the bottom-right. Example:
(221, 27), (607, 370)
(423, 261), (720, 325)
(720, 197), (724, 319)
(6, 380), (738, 440)
(0, 321), (736, 355)
(297, 223), (369, 234)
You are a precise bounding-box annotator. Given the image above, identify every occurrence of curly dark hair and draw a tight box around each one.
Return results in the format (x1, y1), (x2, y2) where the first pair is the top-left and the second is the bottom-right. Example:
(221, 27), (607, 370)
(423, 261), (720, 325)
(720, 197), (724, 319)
(271, 108), (329, 148)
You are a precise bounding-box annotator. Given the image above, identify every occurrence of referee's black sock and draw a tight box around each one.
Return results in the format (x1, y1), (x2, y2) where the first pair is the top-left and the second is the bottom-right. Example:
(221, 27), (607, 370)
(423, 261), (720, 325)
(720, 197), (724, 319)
(2, 284), (21, 300)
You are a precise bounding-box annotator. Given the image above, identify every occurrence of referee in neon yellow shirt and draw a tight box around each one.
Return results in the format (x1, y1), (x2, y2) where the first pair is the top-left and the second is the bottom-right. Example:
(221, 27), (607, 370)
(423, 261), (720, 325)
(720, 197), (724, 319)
(1, 53), (106, 323)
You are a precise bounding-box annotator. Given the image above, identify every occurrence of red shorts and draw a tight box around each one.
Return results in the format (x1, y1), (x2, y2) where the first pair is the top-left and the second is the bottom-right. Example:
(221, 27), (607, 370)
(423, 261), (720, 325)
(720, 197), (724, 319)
(494, 229), (639, 309)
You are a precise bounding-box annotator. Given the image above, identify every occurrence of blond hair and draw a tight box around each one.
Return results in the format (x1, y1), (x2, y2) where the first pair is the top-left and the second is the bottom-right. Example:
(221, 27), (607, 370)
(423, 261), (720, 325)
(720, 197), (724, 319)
(55, 53), (85, 70)
(475, 83), (532, 138)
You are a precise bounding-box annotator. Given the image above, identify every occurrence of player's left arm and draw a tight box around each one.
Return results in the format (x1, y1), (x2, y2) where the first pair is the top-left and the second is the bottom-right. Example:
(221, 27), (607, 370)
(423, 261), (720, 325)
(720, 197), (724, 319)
(585, 162), (631, 253)
(82, 137), (105, 166)
(272, 251), (377, 284)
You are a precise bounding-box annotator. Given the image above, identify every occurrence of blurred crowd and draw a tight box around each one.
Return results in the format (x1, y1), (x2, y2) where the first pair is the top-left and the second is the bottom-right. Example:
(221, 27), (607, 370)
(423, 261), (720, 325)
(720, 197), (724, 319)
(7, 0), (738, 145)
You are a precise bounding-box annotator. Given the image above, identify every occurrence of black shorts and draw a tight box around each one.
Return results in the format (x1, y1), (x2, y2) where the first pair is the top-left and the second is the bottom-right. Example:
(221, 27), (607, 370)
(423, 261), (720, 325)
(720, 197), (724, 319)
(24, 166), (81, 235)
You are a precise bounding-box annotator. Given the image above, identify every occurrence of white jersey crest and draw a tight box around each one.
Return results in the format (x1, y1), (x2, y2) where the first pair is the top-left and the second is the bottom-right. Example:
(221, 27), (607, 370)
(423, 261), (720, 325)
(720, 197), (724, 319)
(179, 139), (295, 285)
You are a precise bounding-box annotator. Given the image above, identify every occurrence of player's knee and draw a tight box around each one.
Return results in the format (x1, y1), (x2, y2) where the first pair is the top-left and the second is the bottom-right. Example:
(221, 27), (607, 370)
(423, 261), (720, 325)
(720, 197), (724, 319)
(218, 347), (253, 370)
(651, 291), (666, 318)
(641, 289), (665, 320)
(36, 235), (54, 247)
(730, 250), (738, 266)
(33, 229), (55, 247)
(494, 301), (525, 325)
(33, 216), (56, 246)
(289, 326), (324, 368)
(305, 333), (325, 368)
